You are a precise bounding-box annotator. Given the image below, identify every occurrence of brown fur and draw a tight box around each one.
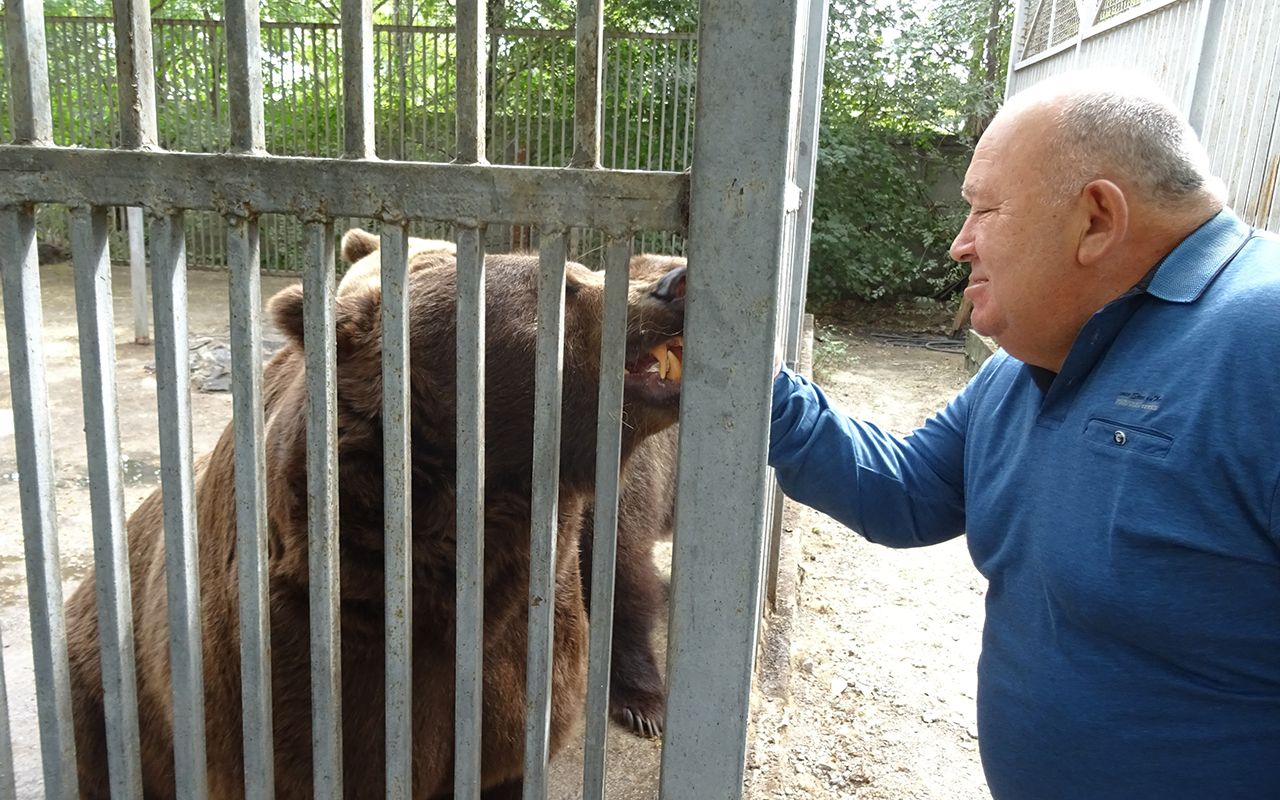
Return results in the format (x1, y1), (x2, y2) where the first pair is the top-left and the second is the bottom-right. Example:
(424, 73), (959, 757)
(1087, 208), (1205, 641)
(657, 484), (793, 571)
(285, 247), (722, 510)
(65, 249), (685, 798)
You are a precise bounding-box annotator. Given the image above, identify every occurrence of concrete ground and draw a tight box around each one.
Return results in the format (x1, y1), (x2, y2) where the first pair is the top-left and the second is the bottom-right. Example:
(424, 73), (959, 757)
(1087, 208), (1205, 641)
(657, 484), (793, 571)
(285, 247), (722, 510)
(0, 261), (673, 797)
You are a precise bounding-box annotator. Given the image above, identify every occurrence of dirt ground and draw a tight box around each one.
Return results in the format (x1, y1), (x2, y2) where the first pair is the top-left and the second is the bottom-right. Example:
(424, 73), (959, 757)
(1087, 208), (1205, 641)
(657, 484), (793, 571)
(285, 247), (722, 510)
(1, 264), (987, 798)
(746, 308), (989, 800)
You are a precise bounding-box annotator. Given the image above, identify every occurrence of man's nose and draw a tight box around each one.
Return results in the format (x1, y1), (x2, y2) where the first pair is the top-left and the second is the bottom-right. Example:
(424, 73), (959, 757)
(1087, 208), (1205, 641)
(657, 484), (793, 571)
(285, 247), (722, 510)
(949, 219), (975, 263)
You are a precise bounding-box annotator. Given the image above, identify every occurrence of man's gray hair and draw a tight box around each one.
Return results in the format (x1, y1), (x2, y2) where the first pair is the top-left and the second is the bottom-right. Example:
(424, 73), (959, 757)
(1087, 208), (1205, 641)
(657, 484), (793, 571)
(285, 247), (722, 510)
(1012, 72), (1226, 207)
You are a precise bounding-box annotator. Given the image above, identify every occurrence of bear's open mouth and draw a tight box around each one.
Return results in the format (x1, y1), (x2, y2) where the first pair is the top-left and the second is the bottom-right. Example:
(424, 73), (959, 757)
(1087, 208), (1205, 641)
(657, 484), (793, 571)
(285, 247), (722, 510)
(623, 335), (683, 406)
(625, 336), (683, 382)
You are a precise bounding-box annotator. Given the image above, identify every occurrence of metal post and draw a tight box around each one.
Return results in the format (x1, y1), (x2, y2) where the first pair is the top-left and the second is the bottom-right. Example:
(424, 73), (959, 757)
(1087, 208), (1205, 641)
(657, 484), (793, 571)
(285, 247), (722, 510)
(0, 206), (79, 800)
(341, 0), (375, 158)
(572, 0), (605, 168)
(523, 229), (568, 800)
(150, 211), (209, 800)
(456, 0), (488, 164)
(304, 221), (343, 800)
(71, 206), (145, 800)
(581, 235), (633, 800)
(453, 225), (487, 800)
(660, 0), (805, 795)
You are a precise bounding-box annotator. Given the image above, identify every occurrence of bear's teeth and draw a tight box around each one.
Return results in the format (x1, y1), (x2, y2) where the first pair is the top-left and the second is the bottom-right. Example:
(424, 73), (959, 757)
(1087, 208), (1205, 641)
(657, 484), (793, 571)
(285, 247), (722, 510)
(667, 352), (682, 381)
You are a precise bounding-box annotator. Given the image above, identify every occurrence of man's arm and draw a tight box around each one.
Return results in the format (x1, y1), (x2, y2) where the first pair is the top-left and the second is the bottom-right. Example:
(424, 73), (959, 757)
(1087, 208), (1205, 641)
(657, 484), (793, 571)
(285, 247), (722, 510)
(768, 367), (972, 547)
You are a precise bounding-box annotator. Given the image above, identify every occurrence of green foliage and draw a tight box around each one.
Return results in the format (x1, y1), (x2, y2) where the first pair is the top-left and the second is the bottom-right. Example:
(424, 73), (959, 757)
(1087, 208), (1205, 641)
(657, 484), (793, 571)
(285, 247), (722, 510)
(809, 0), (1013, 303)
(808, 122), (966, 300)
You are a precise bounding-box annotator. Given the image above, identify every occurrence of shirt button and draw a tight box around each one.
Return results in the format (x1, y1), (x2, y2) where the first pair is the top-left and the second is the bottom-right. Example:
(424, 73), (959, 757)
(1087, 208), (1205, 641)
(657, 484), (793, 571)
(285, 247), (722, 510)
(1113, 430), (1127, 445)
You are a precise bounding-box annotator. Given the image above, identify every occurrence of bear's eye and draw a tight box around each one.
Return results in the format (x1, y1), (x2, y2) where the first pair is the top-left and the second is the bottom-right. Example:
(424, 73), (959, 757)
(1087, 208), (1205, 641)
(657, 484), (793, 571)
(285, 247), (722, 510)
(565, 281), (582, 298)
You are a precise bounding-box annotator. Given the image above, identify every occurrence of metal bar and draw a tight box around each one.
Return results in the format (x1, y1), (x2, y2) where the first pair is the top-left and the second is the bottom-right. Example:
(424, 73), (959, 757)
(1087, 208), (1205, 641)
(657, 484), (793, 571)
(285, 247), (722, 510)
(0, 206), (79, 800)
(150, 212), (209, 800)
(785, 0), (828, 368)
(70, 206), (146, 800)
(522, 229), (568, 800)
(659, 0), (804, 795)
(380, 225), (413, 800)
(453, 225), (486, 800)
(304, 221), (343, 800)
(610, 37), (622, 168)
(126, 207), (151, 344)
(1186, 0), (1227, 136)
(226, 0), (266, 153)
(581, 235), (632, 800)
(342, 0), (375, 158)
(111, 0), (158, 148)
(0, 622), (15, 800)
(0, 147), (690, 232)
(456, 0), (487, 163)
(4, 0), (53, 144)
(228, 216), (274, 800)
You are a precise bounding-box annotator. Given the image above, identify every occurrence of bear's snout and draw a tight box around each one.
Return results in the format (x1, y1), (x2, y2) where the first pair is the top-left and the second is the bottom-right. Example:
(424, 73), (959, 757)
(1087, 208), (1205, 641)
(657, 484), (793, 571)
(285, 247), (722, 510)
(651, 265), (687, 301)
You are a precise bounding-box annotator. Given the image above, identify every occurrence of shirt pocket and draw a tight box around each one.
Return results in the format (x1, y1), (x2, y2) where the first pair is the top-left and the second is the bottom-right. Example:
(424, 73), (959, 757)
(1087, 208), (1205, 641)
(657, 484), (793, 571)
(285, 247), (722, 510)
(1083, 417), (1174, 459)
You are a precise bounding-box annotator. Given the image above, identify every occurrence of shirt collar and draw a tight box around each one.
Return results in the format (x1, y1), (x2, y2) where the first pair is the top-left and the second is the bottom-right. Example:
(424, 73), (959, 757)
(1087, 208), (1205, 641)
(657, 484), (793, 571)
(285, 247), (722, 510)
(1145, 208), (1253, 303)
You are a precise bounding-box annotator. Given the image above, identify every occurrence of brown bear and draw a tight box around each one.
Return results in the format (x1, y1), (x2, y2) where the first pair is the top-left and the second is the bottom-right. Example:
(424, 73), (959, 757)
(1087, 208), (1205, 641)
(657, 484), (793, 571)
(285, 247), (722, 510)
(336, 230), (685, 739)
(64, 243), (687, 798)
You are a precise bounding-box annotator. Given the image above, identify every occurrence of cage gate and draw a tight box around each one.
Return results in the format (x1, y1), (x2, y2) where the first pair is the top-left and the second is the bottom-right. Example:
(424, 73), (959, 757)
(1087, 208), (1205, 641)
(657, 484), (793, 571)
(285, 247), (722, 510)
(0, 0), (827, 796)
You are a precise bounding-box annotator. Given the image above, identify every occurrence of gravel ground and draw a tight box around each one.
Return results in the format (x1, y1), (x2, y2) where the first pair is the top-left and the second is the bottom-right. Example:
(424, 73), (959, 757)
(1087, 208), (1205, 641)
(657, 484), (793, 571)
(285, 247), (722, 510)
(748, 314), (991, 800)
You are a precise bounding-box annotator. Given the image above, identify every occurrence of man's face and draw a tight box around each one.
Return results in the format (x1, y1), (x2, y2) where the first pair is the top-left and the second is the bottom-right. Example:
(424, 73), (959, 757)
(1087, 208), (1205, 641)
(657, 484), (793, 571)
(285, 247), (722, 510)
(949, 109), (1084, 370)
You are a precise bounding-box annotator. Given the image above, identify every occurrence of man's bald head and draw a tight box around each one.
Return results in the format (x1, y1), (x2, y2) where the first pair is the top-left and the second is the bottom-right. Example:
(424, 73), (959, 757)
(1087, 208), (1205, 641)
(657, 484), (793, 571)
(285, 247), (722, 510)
(991, 71), (1225, 214)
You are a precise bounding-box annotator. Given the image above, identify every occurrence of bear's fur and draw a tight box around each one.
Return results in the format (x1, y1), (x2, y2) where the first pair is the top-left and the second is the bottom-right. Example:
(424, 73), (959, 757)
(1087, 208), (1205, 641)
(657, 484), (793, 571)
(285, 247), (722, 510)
(64, 245), (687, 798)
(333, 229), (685, 738)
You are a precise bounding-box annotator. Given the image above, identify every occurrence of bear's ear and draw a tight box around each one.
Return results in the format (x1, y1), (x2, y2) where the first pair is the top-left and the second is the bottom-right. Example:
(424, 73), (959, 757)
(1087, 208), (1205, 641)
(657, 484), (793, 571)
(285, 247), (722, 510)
(341, 228), (380, 264)
(268, 284), (305, 346)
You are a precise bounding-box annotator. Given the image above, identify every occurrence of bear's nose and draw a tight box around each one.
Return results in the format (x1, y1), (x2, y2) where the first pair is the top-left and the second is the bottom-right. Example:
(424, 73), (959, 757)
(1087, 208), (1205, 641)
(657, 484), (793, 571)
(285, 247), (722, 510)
(651, 266), (687, 301)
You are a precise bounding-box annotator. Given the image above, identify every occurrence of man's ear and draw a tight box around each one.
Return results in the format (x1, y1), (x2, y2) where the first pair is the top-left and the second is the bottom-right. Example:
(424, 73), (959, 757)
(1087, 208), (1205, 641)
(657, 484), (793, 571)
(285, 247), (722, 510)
(1077, 179), (1129, 266)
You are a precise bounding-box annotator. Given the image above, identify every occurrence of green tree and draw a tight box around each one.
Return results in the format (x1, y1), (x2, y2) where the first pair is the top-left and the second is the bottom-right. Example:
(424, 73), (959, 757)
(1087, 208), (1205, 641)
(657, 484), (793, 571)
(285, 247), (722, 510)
(809, 0), (1011, 302)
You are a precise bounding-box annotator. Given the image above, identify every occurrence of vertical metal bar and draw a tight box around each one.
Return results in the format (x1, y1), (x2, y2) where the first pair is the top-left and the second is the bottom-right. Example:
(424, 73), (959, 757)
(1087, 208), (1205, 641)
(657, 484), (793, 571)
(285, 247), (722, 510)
(785, 0), (828, 368)
(522, 228), (568, 800)
(381, 225), (413, 800)
(623, 40), (635, 168)
(226, 0), (266, 153)
(1186, 0), (1228, 136)
(127, 207), (151, 344)
(610, 37), (622, 168)
(657, 39), (671, 174)
(228, 216), (274, 800)
(0, 622), (15, 800)
(456, 0), (487, 163)
(342, 0), (375, 158)
(70, 206), (146, 800)
(659, 0), (804, 795)
(4, 0), (53, 144)
(645, 41), (658, 171)
(304, 221), (343, 800)
(150, 212), (209, 800)
(572, 0), (604, 168)
(453, 225), (486, 800)
(0, 206), (79, 800)
(112, 0), (159, 149)
(580, 235), (633, 800)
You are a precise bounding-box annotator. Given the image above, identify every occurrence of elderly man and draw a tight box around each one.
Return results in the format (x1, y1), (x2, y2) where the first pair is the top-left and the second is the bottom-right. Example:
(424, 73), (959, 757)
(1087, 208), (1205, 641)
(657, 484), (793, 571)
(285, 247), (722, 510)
(769, 72), (1280, 798)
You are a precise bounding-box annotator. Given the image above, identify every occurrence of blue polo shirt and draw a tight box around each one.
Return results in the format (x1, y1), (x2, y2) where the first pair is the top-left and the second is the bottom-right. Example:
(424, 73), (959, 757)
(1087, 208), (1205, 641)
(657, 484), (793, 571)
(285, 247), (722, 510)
(769, 209), (1280, 799)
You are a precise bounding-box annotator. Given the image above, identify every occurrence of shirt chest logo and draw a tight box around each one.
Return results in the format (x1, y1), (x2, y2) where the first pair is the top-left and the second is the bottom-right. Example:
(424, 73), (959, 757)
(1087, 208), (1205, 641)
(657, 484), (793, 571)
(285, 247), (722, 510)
(1115, 391), (1163, 412)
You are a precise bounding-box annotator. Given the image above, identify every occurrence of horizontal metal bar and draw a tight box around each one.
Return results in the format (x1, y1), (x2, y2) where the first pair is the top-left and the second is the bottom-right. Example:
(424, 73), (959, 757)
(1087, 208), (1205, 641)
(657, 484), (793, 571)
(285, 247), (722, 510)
(70, 206), (145, 800)
(43, 16), (699, 39)
(0, 147), (689, 233)
(0, 206), (79, 800)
